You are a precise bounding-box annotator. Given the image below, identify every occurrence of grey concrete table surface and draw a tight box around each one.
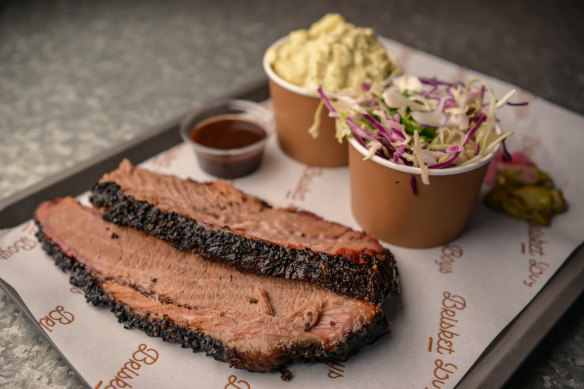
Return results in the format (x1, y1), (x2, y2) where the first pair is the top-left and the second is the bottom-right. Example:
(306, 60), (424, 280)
(1, 0), (583, 388)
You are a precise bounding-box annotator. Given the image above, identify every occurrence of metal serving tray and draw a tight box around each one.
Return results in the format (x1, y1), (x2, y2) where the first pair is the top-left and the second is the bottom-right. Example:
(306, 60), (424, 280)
(1, 81), (583, 389)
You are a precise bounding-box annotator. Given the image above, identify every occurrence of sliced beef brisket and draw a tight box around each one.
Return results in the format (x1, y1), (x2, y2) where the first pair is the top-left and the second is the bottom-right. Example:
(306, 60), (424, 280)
(90, 160), (399, 303)
(34, 197), (389, 373)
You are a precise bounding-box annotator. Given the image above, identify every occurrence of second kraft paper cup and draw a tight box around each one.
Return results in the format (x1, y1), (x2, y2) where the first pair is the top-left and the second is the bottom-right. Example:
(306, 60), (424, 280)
(348, 138), (498, 248)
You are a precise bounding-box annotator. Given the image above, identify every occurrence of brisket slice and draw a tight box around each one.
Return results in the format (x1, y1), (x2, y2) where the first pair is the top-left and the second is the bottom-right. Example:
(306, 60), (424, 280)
(90, 160), (399, 303)
(34, 197), (389, 373)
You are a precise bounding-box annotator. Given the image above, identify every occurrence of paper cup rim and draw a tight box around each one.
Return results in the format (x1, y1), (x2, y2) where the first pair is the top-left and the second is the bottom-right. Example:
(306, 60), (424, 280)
(348, 137), (499, 176)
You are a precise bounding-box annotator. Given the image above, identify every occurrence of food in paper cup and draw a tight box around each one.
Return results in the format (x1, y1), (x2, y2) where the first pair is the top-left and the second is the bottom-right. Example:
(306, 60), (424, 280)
(320, 74), (523, 247)
(319, 74), (517, 182)
(265, 13), (398, 92)
(263, 13), (399, 166)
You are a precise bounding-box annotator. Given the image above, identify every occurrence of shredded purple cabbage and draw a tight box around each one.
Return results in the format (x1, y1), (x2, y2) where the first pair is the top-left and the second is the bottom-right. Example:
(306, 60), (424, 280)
(410, 175), (418, 196)
(502, 139), (512, 162)
(462, 115), (487, 147)
(317, 86), (337, 113)
(428, 152), (460, 169)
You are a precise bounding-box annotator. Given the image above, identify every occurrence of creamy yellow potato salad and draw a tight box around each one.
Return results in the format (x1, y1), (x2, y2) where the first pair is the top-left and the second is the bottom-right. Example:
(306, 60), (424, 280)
(266, 14), (398, 92)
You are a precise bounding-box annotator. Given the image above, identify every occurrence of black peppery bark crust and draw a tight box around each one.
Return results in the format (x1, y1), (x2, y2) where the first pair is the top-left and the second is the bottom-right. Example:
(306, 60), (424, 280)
(34, 222), (390, 375)
(90, 181), (400, 304)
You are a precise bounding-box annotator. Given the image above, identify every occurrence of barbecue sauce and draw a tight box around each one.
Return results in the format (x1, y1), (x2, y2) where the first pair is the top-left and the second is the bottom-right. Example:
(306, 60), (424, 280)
(191, 116), (265, 149)
(189, 115), (267, 178)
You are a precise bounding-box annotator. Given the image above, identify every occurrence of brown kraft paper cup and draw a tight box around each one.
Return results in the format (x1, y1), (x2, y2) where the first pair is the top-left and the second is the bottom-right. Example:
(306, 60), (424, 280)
(348, 138), (494, 248)
(263, 38), (348, 167)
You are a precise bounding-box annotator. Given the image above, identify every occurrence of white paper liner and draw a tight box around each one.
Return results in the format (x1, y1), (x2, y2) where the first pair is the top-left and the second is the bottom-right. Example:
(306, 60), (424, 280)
(1, 39), (583, 389)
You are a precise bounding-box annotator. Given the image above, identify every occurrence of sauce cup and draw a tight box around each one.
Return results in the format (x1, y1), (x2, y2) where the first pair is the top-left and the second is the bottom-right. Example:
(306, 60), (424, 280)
(180, 99), (273, 179)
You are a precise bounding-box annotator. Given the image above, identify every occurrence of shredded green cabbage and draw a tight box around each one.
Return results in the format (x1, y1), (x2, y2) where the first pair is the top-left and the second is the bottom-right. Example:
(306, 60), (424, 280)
(308, 100), (324, 139)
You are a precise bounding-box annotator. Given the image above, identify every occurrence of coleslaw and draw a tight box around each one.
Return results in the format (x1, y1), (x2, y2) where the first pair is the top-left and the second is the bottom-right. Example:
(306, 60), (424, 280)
(314, 74), (522, 185)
